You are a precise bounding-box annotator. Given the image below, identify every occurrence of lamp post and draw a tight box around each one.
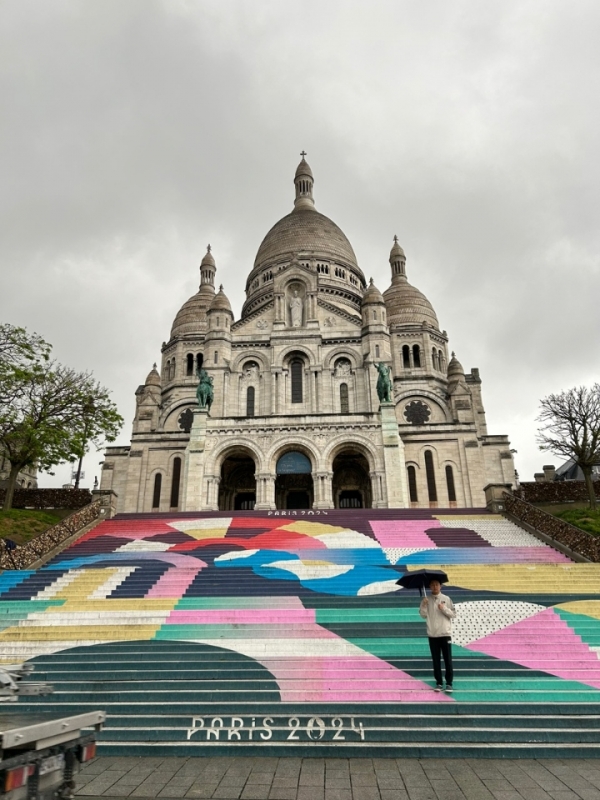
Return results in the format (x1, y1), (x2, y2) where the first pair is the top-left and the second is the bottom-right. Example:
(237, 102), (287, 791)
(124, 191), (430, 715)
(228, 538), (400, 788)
(73, 397), (94, 490)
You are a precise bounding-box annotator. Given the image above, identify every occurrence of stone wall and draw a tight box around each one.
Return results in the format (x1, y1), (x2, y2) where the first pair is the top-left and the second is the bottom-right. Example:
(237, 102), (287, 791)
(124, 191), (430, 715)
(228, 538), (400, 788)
(0, 500), (102, 569)
(0, 488), (92, 510)
(516, 480), (600, 505)
(504, 493), (600, 562)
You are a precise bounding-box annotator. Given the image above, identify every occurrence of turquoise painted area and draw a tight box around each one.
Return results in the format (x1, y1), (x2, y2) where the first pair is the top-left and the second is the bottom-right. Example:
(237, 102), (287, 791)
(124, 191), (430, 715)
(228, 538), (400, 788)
(0, 571), (35, 592)
(0, 600), (64, 611)
(555, 608), (600, 645)
(316, 607), (422, 623)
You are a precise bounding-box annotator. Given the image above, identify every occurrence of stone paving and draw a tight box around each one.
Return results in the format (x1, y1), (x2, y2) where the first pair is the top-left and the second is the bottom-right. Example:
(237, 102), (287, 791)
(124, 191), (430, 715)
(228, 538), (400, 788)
(76, 756), (600, 800)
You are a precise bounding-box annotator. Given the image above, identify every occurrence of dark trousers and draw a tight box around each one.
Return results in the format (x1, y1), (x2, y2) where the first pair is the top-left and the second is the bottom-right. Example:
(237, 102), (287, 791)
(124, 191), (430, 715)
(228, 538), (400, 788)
(428, 636), (453, 686)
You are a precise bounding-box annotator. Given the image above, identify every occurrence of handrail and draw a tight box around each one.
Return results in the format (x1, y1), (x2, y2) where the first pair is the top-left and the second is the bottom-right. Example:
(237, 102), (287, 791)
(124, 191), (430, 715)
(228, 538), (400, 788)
(504, 492), (600, 562)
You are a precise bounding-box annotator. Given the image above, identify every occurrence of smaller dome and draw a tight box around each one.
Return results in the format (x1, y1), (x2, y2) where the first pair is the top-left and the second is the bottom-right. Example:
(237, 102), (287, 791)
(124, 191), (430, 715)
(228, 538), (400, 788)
(362, 278), (385, 306)
(145, 363), (161, 387)
(447, 352), (465, 378)
(295, 155), (313, 180)
(209, 285), (233, 314)
(201, 245), (215, 268)
(383, 277), (439, 328)
(170, 284), (215, 338)
(390, 235), (405, 260)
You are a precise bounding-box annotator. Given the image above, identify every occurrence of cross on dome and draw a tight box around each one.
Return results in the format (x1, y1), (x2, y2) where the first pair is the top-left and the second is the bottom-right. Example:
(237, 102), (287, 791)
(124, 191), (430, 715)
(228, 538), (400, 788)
(300, 150), (307, 159)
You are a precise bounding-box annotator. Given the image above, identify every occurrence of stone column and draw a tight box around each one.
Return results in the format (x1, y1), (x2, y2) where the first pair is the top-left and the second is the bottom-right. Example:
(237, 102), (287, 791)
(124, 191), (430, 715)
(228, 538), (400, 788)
(379, 401), (408, 508)
(182, 409), (208, 511)
(255, 473), (276, 510)
(204, 474), (220, 511)
(314, 471), (334, 509)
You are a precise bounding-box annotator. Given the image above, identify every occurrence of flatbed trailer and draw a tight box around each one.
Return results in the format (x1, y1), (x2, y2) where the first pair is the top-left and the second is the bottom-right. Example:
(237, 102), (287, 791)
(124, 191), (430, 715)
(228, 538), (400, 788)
(0, 666), (105, 800)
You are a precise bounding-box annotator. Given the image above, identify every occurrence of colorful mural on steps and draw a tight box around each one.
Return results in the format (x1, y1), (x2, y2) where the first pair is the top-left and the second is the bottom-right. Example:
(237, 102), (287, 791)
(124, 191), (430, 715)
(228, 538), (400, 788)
(2, 510), (600, 704)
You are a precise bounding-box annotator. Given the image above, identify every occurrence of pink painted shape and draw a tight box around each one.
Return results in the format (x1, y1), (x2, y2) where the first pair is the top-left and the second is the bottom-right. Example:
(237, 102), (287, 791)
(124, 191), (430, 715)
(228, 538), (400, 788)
(257, 656), (452, 702)
(466, 607), (600, 689)
(146, 566), (202, 598)
(168, 609), (316, 624)
(370, 519), (441, 549)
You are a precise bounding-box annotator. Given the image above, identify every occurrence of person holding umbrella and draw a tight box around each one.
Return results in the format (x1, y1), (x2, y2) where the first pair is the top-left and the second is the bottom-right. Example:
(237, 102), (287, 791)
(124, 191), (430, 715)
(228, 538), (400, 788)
(419, 577), (456, 692)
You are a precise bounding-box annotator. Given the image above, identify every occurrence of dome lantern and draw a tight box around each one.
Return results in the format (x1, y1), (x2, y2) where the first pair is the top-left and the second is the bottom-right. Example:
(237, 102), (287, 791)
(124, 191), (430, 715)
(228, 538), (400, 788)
(389, 235), (406, 280)
(293, 151), (315, 212)
(200, 244), (216, 288)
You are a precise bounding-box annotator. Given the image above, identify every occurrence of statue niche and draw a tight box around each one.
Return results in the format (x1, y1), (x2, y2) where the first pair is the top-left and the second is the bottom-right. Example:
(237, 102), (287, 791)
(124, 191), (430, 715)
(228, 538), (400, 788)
(288, 287), (304, 328)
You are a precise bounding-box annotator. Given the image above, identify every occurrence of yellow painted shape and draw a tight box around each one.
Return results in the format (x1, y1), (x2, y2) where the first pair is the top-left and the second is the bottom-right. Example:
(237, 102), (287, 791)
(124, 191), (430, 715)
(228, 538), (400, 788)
(555, 601), (600, 619)
(0, 625), (160, 641)
(178, 528), (229, 540)
(444, 564), (600, 593)
(279, 522), (348, 536)
(55, 599), (178, 612)
(301, 560), (332, 566)
(51, 570), (120, 601)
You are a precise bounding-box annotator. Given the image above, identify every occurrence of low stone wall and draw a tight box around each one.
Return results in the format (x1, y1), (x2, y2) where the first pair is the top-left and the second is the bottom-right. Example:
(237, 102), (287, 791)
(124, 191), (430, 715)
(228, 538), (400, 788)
(0, 500), (102, 569)
(0, 487), (92, 510)
(516, 480), (600, 505)
(504, 493), (600, 562)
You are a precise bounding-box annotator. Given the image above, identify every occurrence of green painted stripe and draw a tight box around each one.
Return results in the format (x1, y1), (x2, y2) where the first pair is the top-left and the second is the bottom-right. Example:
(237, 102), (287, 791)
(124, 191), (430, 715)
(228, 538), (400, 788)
(316, 608), (422, 623)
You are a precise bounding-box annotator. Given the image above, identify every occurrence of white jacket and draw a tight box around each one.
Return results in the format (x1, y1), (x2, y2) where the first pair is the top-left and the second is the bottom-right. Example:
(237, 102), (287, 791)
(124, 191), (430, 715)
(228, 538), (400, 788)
(419, 592), (456, 638)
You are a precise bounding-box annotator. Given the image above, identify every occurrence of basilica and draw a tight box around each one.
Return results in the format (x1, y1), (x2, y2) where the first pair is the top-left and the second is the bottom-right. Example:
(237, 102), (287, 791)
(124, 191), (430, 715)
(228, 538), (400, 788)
(100, 155), (515, 513)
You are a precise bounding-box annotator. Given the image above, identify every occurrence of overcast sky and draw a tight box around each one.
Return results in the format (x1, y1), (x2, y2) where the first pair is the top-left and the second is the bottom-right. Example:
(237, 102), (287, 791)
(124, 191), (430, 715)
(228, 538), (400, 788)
(1, 0), (599, 490)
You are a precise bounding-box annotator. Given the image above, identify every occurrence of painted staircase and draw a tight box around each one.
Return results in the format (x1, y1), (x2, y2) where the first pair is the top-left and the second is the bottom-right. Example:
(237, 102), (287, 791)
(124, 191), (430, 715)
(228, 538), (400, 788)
(2, 509), (600, 756)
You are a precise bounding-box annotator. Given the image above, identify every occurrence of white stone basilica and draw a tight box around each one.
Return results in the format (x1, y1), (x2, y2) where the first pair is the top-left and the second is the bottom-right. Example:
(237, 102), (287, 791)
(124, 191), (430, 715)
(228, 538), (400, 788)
(101, 155), (515, 513)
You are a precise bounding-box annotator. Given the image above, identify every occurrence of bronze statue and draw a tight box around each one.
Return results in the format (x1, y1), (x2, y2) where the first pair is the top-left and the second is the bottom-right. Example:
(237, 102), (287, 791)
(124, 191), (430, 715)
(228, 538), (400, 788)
(376, 362), (392, 403)
(196, 368), (214, 411)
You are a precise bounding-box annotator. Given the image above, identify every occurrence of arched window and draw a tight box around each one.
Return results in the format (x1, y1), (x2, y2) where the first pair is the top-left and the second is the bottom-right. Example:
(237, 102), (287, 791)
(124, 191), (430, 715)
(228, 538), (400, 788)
(196, 353), (203, 371)
(152, 473), (162, 509)
(214, 351), (218, 364)
(424, 451), (437, 503)
(246, 386), (255, 417)
(291, 359), (303, 403)
(375, 344), (380, 358)
(170, 458), (181, 508)
(340, 383), (349, 413)
(445, 465), (457, 503)
(171, 359), (176, 380)
(412, 345), (421, 368)
(372, 310), (376, 320)
(407, 466), (418, 503)
(187, 354), (194, 376)
(402, 345), (410, 368)
(432, 348), (438, 371)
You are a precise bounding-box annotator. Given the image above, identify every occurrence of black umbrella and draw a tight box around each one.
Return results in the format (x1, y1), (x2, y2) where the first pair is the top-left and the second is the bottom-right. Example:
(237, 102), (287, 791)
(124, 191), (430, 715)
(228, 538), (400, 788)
(396, 568), (449, 597)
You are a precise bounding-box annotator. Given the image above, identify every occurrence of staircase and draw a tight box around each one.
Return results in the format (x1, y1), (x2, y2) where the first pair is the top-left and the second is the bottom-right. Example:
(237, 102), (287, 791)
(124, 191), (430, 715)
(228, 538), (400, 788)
(3, 508), (600, 756)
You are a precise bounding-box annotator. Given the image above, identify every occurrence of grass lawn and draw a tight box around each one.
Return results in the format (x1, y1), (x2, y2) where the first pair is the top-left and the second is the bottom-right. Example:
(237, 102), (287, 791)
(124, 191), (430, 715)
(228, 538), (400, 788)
(554, 507), (600, 537)
(0, 509), (65, 545)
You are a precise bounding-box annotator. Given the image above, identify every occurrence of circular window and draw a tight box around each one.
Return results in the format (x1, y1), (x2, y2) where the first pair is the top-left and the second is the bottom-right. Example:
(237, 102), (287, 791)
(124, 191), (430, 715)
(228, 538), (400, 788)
(178, 408), (194, 433)
(404, 400), (431, 425)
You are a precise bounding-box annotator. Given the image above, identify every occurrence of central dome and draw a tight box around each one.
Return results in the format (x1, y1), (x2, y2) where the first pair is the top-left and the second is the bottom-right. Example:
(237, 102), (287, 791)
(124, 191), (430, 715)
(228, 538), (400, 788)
(253, 208), (358, 271)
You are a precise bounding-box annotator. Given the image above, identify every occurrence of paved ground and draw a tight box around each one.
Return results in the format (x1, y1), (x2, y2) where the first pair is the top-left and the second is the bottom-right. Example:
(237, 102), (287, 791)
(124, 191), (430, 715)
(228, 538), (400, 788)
(76, 757), (600, 800)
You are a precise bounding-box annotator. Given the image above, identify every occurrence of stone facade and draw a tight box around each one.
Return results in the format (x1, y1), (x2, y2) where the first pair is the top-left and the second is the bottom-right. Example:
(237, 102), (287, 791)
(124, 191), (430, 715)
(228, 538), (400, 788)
(101, 156), (515, 512)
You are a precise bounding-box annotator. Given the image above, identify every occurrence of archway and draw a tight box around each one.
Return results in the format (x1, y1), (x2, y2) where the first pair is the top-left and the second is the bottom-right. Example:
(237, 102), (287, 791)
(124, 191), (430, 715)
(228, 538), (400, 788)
(218, 449), (256, 510)
(332, 449), (372, 509)
(275, 450), (314, 510)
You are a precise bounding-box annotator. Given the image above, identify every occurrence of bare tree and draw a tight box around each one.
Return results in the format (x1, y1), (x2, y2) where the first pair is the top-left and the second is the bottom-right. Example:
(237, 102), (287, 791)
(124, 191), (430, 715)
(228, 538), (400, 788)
(537, 384), (600, 510)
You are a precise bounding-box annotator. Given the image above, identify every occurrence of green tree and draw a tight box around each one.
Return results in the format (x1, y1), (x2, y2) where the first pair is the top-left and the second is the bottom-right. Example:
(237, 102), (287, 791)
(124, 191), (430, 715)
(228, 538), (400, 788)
(0, 325), (123, 510)
(537, 384), (600, 510)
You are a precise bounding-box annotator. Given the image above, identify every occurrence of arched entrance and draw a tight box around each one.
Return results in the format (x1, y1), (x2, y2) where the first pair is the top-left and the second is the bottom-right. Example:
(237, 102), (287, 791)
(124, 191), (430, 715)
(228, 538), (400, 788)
(218, 449), (256, 510)
(275, 451), (314, 510)
(332, 449), (372, 509)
